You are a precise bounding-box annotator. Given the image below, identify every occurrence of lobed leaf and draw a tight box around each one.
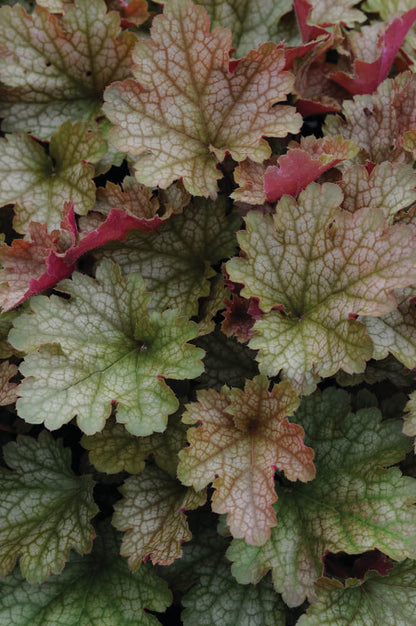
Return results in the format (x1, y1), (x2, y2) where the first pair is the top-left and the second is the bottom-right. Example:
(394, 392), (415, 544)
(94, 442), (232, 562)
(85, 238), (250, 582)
(227, 388), (416, 606)
(9, 261), (204, 435)
(227, 182), (416, 393)
(104, 0), (301, 197)
(0, 522), (172, 625)
(113, 465), (206, 568)
(0, 431), (97, 583)
(0, 360), (18, 406)
(0, 0), (137, 138)
(178, 375), (315, 545)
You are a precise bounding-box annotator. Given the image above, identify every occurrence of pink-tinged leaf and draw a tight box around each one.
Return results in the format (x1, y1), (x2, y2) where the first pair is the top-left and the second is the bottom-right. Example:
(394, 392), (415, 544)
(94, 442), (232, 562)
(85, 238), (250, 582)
(293, 0), (329, 43)
(264, 136), (358, 202)
(103, 0), (301, 198)
(351, 551), (394, 579)
(324, 72), (416, 163)
(0, 0), (137, 139)
(95, 176), (159, 218)
(178, 375), (315, 546)
(0, 361), (18, 406)
(113, 466), (206, 568)
(0, 204), (162, 311)
(107, 0), (150, 27)
(331, 9), (416, 95)
(221, 293), (263, 343)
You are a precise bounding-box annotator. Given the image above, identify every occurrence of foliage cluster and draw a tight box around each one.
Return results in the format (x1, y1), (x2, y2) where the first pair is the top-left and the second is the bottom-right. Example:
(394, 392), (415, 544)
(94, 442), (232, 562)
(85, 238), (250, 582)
(1, 0), (416, 623)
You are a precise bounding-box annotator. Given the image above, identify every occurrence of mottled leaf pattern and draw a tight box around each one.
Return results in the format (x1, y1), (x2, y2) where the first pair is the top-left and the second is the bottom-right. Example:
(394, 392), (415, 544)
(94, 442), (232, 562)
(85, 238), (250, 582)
(0, 360), (18, 405)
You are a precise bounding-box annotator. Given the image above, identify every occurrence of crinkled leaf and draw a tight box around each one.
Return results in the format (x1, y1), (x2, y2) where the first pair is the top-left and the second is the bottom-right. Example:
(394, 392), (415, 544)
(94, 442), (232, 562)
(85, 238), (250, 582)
(263, 135), (358, 202)
(9, 261), (204, 435)
(362, 0), (416, 20)
(0, 121), (107, 232)
(227, 388), (416, 606)
(95, 176), (159, 219)
(336, 355), (416, 389)
(103, 0), (301, 197)
(0, 311), (20, 357)
(362, 288), (416, 369)
(95, 199), (240, 316)
(340, 162), (416, 222)
(331, 10), (416, 95)
(404, 391), (416, 450)
(194, 327), (259, 390)
(81, 410), (188, 475)
(306, 0), (365, 27)
(227, 183), (416, 393)
(0, 0), (137, 138)
(324, 72), (416, 163)
(298, 560), (416, 625)
(113, 465), (206, 567)
(0, 204), (162, 311)
(197, 274), (229, 336)
(221, 292), (262, 343)
(182, 0), (292, 58)
(0, 431), (97, 583)
(0, 361), (18, 406)
(182, 562), (286, 626)
(178, 375), (315, 545)
(0, 522), (172, 625)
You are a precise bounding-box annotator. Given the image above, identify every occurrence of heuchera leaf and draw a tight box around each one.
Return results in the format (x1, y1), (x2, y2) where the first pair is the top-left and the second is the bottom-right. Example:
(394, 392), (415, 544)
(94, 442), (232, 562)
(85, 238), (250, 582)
(0, 431), (97, 583)
(177, 375), (315, 545)
(362, 0), (415, 19)
(9, 261), (204, 435)
(339, 162), (416, 222)
(227, 388), (416, 607)
(0, 0), (137, 138)
(95, 176), (160, 219)
(304, 0), (365, 28)
(297, 560), (416, 625)
(113, 465), (206, 567)
(81, 410), (188, 475)
(362, 288), (416, 369)
(0, 121), (107, 232)
(182, 563), (286, 626)
(0, 311), (19, 358)
(0, 360), (17, 406)
(324, 72), (416, 163)
(0, 522), (172, 626)
(95, 199), (240, 317)
(103, 0), (301, 197)
(337, 355), (416, 389)
(0, 203), (162, 311)
(227, 182), (416, 393)
(177, 0), (293, 58)
(263, 135), (358, 202)
(404, 391), (416, 451)
(331, 10), (416, 95)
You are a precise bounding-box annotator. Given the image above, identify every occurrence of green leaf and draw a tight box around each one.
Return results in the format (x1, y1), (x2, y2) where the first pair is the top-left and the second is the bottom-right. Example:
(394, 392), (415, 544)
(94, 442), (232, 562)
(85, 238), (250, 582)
(81, 410), (188, 475)
(227, 182), (416, 393)
(178, 375), (315, 545)
(9, 261), (204, 435)
(362, 288), (416, 369)
(362, 0), (415, 20)
(308, 0), (365, 26)
(298, 560), (416, 625)
(113, 465), (206, 567)
(227, 388), (416, 606)
(0, 310), (20, 358)
(0, 522), (172, 625)
(190, 0), (292, 57)
(336, 355), (416, 389)
(0, 431), (97, 583)
(103, 0), (301, 197)
(0, 121), (107, 233)
(95, 199), (240, 317)
(0, 0), (137, 138)
(182, 562), (286, 626)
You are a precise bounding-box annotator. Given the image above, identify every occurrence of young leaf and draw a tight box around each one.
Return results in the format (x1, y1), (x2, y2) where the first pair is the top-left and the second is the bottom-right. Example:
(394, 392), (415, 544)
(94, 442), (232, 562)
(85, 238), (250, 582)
(182, 562), (286, 626)
(9, 261), (204, 435)
(0, 431), (97, 583)
(324, 72), (416, 163)
(0, 360), (17, 406)
(178, 375), (315, 545)
(0, 121), (107, 232)
(103, 0), (301, 197)
(95, 176), (160, 219)
(95, 199), (240, 317)
(227, 182), (416, 393)
(0, 0), (137, 138)
(113, 465), (206, 567)
(306, 0), (365, 27)
(227, 388), (416, 606)
(0, 204), (162, 311)
(0, 522), (172, 625)
(297, 560), (416, 625)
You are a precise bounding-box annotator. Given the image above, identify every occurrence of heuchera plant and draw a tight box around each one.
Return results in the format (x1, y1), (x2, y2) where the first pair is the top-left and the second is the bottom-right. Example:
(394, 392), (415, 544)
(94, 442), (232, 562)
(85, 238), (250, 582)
(2, 0), (416, 623)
